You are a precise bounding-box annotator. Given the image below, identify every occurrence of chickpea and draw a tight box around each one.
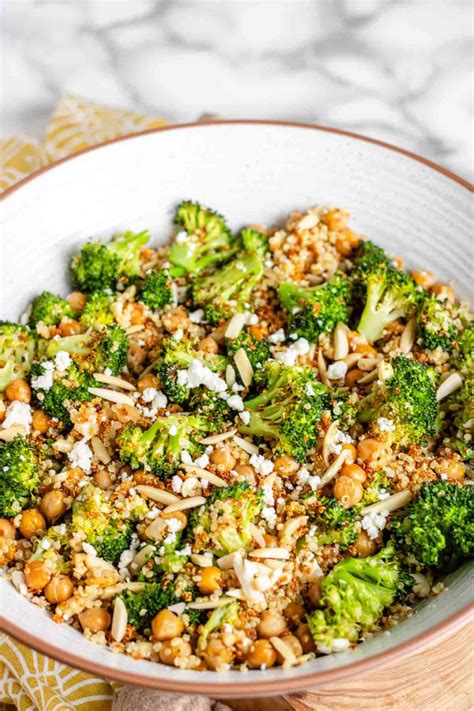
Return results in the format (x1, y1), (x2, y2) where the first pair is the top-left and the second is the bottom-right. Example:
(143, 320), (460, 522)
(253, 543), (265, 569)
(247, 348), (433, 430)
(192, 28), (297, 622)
(161, 510), (188, 531)
(198, 336), (218, 354)
(357, 438), (391, 469)
(162, 307), (190, 333)
(341, 462), (367, 483)
(411, 270), (435, 289)
(0, 518), (15, 539)
(151, 609), (184, 641)
(354, 343), (378, 356)
(0, 536), (15, 564)
(40, 489), (67, 521)
(246, 639), (277, 669)
(263, 533), (279, 548)
(137, 373), (160, 392)
(233, 464), (257, 486)
(341, 443), (357, 465)
(273, 455), (299, 478)
(0, 399), (5, 423)
(334, 475), (364, 508)
(307, 580), (321, 607)
(431, 283), (455, 303)
(93, 470), (112, 490)
(159, 637), (192, 666)
(5, 379), (31, 404)
(44, 575), (74, 603)
(67, 291), (87, 312)
(78, 607), (111, 633)
(283, 602), (305, 625)
(345, 368), (364, 388)
(275, 634), (303, 664)
(59, 319), (82, 336)
(437, 457), (465, 482)
(32, 409), (50, 433)
(203, 638), (234, 670)
(19, 509), (46, 539)
(320, 209), (348, 231)
(197, 566), (222, 595)
(296, 623), (316, 653)
(353, 530), (378, 558)
(210, 446), (236, 472)
(335, 228), (360, 257)
(257, 610), (286, 639)
(130, 302), (146, 325)
(24, 560), (51, 591)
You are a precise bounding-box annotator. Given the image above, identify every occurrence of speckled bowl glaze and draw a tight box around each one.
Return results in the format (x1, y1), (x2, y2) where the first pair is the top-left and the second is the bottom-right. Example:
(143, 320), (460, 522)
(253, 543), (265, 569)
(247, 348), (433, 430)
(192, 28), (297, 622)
(1, 121), (473, 697)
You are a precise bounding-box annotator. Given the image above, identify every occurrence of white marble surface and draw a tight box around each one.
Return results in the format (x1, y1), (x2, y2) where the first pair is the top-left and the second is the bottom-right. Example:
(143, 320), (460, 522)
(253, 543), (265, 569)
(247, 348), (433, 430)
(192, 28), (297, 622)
(2, 0), (473, 181)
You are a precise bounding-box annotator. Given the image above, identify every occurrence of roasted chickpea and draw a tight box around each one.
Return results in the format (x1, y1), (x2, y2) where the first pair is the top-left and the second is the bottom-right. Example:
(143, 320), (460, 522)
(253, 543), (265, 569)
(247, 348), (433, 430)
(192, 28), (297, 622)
(19, 509), (46, 539)
(198, 336), (219, 354)
(257, 610), (287, 639)
(345, 368), (364, 388)
(341, 462), (367, 483)
(273, 455), (299, 478)
(93, 470), (112, 490)
(296, 623), (316, 653)
(161, 510), (188, 531)
(320, 209), (348, 231)
(203, 638), (234, 670)
(129, 302), (146, 325)
(283, 602), (305, 625)
(341, 443), (357, 465)
(431, 283), (455, 303)
(32, 409), (50, 433)
(353, 530), (378, 558)
(40, 489), (67, 521)
(5, 379), (31, 404)
(354, 343), (378, 356)
(0, 536), (15, 565)
(357, 438), (391, 469)
(137, 373), (160, 392)
(24, 560), (51, 591)
(151, 609), (184, 641)
(44, 575), (74, 603)
(307, 580), (321, 607)
(247, 639), (277, 669)
(162, 307), (190, 333)
(210, 446), (236, 472)
(437, 457), (465, 482)
(159, 638), (192, 666)
(335, 228), (360, 256)
(0, 518), (15, 539)
(197, 566), (222, 595)
(275, 634), (303, 663)
(411, 270), (435, 289)
(59, 319), (82, 336)
(67, 291), (87, 312)
(334, 475), (364, 507)
(233, 464), (257, 486)
(78, 607), (111, 633)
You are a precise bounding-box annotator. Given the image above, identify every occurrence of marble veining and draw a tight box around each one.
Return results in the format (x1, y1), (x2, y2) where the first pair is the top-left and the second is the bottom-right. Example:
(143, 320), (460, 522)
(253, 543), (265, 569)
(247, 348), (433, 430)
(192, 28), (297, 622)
(2, 0), (472, 181)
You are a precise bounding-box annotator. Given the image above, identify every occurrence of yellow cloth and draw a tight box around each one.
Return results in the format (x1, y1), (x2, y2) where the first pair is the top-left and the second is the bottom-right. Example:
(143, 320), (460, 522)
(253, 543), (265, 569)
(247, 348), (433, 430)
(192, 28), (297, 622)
(0, 94), (166, 709)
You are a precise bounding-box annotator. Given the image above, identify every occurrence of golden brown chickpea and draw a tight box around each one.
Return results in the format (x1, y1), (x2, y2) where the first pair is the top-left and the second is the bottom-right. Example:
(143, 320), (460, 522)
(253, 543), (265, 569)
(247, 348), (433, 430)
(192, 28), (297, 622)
(353, 530), (378, 558)
(307, 580), (321, 608)
(19, 509), (46, 539)
(437, 457), (465, 482)
(431, 283), (455, 303)
(320, 209), (348, 231)
(296, 623), (316, 653)
(283, 602), (305, 625)
(162, 307), (190, 333)
(210, 446), (236, 472)
(78, 607), (111, 633)
(93, 470), (112, 490)
(263, 533), (279, 548)
(246, 639), (277, 669)
(341, 462), (367, 483)
(198, 336), (219, 354)
(32, 409), (50, 433)
(151, 609), (184, 641)
(334, 475), (364, 508)
(257, 610), (287, 639)
(233, 464), (257, 486)
(40, 489), (67, 521)
(275, 634), (303, 664)
(44, 575), (74, 603)
(137, 373), (161, 392)
(411, 270), (435, 289)
(67, 291), (87, 312)
(0, 536), (15, 565)
(197, 566), (222, 595)
(24, 560), (51, 591)
(203, 638), (234, 670)
(5, 379), (31, 404)
(354, 343), (378, 356)
(129, 302), (146, 325)
(0, 518), (15, 539)
(273, 455), (299, 478)
(357, 438), (391, 470)
(335, 228), (360, 257)
(59, 319), (82, 336)
(345, 368), (364, 388)
(341, 443), (357, 465)
(159, 638), (192, 666)
(161, 510), (188, 531)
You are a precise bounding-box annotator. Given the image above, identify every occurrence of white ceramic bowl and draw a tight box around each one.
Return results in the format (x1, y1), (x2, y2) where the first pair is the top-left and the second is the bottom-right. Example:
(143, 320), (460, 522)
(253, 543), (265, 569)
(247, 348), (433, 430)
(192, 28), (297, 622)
(1, 121), (473, 697)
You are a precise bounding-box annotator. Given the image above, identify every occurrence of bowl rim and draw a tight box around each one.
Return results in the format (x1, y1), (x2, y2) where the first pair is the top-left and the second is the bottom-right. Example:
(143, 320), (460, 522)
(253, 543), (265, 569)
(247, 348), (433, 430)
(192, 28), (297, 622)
(1, 119), (473, 696)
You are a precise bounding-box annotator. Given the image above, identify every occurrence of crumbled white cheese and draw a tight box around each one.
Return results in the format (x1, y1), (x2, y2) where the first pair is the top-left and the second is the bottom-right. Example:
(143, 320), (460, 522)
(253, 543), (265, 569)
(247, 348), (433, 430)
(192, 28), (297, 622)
(175, 230), (188, 243)
(226, 394), (244, 411)
(168, 424), (178, 436)
(261, 506), (277, 528)
(181, 450), (193, 464)
(327, 361), (348, 380)
(250, 453), (274, 476)
(378, 489), (390, 500)
(262, 483), (275, 506)
(175, 544), (191, 557)
(189, 308), (205, 323)
(3, 401), (32, 433)
(54, 351), (71, 372)
(174, 328), (184, 341)
(239, 410), (251, 425)
(82, 542), (97, 556)
(30, 362), (54, 390)
(361, 510), (388, 540)
(142, 387), (158, 403)
(171, 475), (183, 494)
(440, 472), (448, 480)
(296, 467), (320, 490)
(166, 517), (184, 534)
(304, 383), (315, 396)
(69, 438), (93, 474)
(377, 417), (396, 432)
(163, 532), (177, 545)
(248, 314), (259, 325)
(274, 337), (310, 366)
(194, 453), (209, 468)
(177, 358), (227, 392)
(268, 328), (286, 344)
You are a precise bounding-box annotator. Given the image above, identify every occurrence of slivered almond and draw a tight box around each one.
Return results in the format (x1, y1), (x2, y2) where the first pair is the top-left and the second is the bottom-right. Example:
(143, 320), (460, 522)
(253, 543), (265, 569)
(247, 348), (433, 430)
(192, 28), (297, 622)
(144, 518), (166, 541)
(264, 559), (285, 570)
(0, 425), (26, 441)
(400, 317), (417, 353)
(88, 387), (135, 406)
(357, 369), (379, 384)
(168, 602), (186, 614)
(186, 598), (235, 610)
(234, 347), (254, 387)
(217, 551), (244, 570)
(225, 588), (246, 600)
(361, 489), (412, 516)
(163, 496), (206, 513)
(250, 523), (266, 548)
(280, 515), (308, 542)
(233, 435), (259, 455)
(135, 485), (180, 505)
(358, 356), (381, 371)
(249, 547), (290, 560)
(320, 450), (348, 486)
(93, 372), (136, 391)
(262, 472), (276, 489)
(199, 429), (237, 445)
(225, 313), (248, 339)
(225, 364), (236, 388)
(111, 597), (128, 642)
(190, 553), (214, 568)
(318, 349), (330, 387)
(342, 352), (362, 369)
(126, 324), (145, 335)
(333, 322), (349, 360)
(322, 421), (339, 466)
(181, 463), (227, 487)
(270, 636), (297, 663)
(436, 372), (463, 401)
(233, 554), (256, 599)
(91, 436), (111, 464)
(130, 544), (155, 571)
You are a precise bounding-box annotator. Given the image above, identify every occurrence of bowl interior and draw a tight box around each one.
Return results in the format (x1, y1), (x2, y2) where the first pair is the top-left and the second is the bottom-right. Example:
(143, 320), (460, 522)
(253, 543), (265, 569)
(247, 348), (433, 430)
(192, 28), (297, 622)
(1, 122), (472, 695)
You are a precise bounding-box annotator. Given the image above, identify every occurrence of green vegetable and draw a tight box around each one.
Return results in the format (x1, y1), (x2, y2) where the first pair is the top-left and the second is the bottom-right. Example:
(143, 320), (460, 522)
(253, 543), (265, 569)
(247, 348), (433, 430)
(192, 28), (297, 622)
(119, 581), (177, 632)
(197, 601), (240, 649)
(42, 324), (129, 376)
(79, 291), (115, 330)
(225, 329), (270, 372)
(29, 292), (74, 328)
(0, 322), (36, 391)
(137, 270), (173, 310)
(0, 437), (40, 517)
(417, 294), (460, 351)
(311, 497), (357, 551)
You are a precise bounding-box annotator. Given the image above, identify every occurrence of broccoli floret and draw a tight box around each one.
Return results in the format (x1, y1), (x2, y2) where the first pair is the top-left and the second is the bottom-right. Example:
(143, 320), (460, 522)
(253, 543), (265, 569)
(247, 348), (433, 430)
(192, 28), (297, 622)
(307, 543), (409, 651)
(453, 322), (474, 372)
(388, 481), (474, 570)
(358, 356), (438, 447)
(311, 497), (357, 551)
(117, 413), (210, 479)
(238, 362), (329, 462)
(137, 270), (173, 311)
(225, 328), (270, 372)
(417, 294), (460, 351)
(28, 292), (74, 328)
(0, 322), (36, 392)
(240, 228), (269, 256)
(448, 377), (474, 460)
(330, 390), (358, 431)
(30, 360), (91, 429)
(197, 600), (240, 650)
(169, 201), (236, 275)
(79, 291), (115, 330)
(352, 241), (422, 342)
(43, 324), (128, 376)
(187, 482), (263, 556)
(189, 390), (236, 432)
(71, 230), (150, 291)
(360, 471), (391, 507)
(119, 581), (177, 632)
(0, 437), (40, 517)
(278, 272), (351, 342)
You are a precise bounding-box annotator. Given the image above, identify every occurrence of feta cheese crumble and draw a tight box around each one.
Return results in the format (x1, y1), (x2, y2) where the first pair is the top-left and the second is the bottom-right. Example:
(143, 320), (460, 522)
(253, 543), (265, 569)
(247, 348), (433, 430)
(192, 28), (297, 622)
(250, 454), (274, 476)
(177, 358), (227, 393)
(3, 401), (32, 434)
(54, 351), (71, 372)
(274, 337), (310, 366)
(327, 361), (348, 380)
(377, 417), (396, 432)
(267, 328), (285, 344)
(68, 438), (93, 474)
(361, 510), (388, 540)
(30, 362), (54, 390)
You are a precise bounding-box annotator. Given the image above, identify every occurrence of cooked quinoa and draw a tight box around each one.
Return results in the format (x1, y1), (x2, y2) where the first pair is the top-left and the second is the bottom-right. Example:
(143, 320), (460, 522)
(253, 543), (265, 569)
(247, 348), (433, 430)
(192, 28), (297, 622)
(0, 202), (472, 672)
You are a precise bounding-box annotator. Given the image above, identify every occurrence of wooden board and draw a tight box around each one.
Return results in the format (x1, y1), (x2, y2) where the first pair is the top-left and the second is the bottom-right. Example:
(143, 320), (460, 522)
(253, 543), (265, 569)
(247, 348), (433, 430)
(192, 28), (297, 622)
(224, 621), (473, 711)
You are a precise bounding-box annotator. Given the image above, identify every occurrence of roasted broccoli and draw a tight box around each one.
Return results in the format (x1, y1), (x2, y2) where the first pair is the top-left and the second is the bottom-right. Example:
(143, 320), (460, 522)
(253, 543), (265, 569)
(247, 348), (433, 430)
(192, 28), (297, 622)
(307, 543), (410, 651)
(137, 270), (173, 311)
(70, 230), (150, 291)
(238, 362), (329, 462)
(197, 600), (240, 649)
(352, 241), (422, 342)
(448, 376), (474, 460)
(225, 328), (270, 372)
(358, 356), (438, 446)
(117, 413), (210, 479)
(0, 437), (40, 517)
(453, 322), (474, 372)
(0, 321), (36, 391)
(119, 581), (177, 632)
(28, 291), (74, 328)
(311, 497), (358, 551)
(169, 201), (236, 275)
(79, 291), (115, 330)
(330, 390), (358, 431)
(417, 294), (460, 351)
(389, 481), (474, 570)
(189, 390), (236, 432)
(278, 271), (351, 342)
(42, 324), (129, 376)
